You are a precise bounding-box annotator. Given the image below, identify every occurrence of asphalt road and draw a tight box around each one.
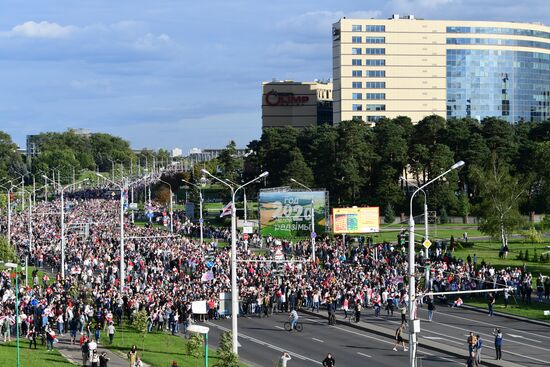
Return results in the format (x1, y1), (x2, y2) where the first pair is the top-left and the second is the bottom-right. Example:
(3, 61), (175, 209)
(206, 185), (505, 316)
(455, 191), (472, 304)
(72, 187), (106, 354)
(327, 302), (550, 366)
(204, 313), (465, 367)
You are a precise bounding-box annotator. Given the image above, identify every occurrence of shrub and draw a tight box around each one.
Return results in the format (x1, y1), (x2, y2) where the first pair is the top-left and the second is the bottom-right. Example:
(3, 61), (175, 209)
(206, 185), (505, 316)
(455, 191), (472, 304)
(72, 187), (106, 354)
(186, 333), (203, 358)
(460, 241), (475, 248)
(533, 249), (538, 262)
(522, 227), (542, 243)
(524, 250), (529, 262)
(517, 250), (524, 261)
(439, 208), (449, 224)
(217, 332), (239, 367)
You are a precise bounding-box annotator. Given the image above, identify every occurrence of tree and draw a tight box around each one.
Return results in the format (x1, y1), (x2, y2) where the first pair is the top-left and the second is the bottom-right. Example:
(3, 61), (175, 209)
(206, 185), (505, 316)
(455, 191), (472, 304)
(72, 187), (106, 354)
(0, 235), (17, 262)
(133, 310), (149, 355)
(383, 204), (395, 224)
(0, 131), (25, 181)
(218, 140), (241, 182)
(217, 332), (239, 367)
(471, 158), (527, 248)
(283, 148), (314, 188)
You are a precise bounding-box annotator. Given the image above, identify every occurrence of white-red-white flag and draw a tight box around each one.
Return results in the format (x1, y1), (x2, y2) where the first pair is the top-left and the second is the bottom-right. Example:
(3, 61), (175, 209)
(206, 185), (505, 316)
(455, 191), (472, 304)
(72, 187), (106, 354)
(220, 202), (233, 217)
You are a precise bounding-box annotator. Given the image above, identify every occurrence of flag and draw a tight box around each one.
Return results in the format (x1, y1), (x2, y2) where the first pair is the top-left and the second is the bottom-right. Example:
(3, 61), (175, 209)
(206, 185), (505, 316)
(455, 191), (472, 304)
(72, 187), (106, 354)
(220, 202), (233, 217)
(201, 271), (214, 282)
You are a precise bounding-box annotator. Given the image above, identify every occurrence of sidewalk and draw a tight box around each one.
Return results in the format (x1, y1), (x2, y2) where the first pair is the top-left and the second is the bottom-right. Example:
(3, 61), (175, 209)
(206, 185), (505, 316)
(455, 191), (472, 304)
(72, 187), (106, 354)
(54, 333), (143, 367)
(300, 309), (524, 367)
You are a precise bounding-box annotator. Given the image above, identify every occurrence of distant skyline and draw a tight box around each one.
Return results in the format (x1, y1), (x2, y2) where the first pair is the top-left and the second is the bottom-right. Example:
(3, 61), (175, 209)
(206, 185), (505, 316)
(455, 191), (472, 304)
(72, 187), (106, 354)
(2, 0), (550, 152)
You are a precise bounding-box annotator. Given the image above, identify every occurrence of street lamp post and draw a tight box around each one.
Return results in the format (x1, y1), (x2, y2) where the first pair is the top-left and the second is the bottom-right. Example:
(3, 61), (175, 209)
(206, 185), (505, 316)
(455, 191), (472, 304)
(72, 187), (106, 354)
(408, 161), (464, 367)
(290, 178), (316, 262)
(201, 169), (268, 356)
(401, 177), (430, 286)
(96, 173), (126, 293)
(61, 178), (89, 279)
(5, 262), (20, 367)
(182, 179), (204, 245)
(159, 179), (174, 233)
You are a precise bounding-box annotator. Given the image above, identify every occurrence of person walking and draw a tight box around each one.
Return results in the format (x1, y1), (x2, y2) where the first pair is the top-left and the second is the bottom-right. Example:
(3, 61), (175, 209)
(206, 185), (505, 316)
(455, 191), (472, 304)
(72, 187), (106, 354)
(427, 298), (435, 322)
(99, 352), (110, 367)
(127, 345), (137, 367)
(487, 293), (495, 316)
(322, 353), (335, 367)
(91, 350), (100, 367)
(28, 324), (37, 349)
(393, 324), (408, 352)
(493, 329), (503, 360)
(107, 323), (115, 344)
(278, 351), (291, 367)
(474, 334), (483, 366)
(467, 332), (477, 356)
(81, 336), (90, 367)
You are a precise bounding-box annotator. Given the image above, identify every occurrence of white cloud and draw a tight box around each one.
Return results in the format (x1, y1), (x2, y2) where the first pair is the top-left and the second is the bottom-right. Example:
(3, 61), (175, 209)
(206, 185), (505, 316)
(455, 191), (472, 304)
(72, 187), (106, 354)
(9, 21), (78, 38)
(278, 10), (382, 35)
(134, 33), (172, 50)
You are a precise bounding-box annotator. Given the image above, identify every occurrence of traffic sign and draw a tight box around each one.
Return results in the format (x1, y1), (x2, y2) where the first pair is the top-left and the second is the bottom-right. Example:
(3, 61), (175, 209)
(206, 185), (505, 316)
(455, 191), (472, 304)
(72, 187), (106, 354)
(146, 212), (154, 219)
(199, 218), (203, 224)
(422, 239), (432, 249)
(311, 232), (317, 239)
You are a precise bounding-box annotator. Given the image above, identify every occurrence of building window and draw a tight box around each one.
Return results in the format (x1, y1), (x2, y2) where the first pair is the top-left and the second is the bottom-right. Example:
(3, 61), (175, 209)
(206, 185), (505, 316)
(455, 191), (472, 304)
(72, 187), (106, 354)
(352, 25), (362, 32)
(352, 48), (362, 55)
(352, 93), (362, 100)
(352, 81), (363, 88)
(366, 82), (386, 88)
(365, 37), (385, 44)
(367, 115), (384, 122)
(366, 93), (386, 100)
(366, 59), (386, 66)
(352, 70), (363, 77)
(366, 104), (386, 111)
(365, 48), (385, 55)
(367, 70), (386, 77)
(352, 59), (362, 66)
(365, 25), (385, 32)
(352, 104), (363, 111)
(352, 36), (362, 43)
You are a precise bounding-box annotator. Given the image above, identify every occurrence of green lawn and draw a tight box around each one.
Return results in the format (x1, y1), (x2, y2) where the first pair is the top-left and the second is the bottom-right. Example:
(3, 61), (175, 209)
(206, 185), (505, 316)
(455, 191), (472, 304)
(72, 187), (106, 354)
(464, 297), (550, 322)
(451, 240), (550, 275)
(0, 340), (74, 367)
(100, 322), (248, 367)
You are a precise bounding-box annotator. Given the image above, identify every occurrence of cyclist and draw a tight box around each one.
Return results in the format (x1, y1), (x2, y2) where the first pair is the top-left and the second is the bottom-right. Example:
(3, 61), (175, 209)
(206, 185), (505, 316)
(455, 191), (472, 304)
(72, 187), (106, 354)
(289, 309), (299, 331)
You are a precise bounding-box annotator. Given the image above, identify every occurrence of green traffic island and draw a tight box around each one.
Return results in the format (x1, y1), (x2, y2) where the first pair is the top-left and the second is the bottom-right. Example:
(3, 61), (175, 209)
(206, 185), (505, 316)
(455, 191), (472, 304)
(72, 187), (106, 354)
(100, 321), (247, 367)
(462, 296), (550, 322)
(0, 340), (74, 367)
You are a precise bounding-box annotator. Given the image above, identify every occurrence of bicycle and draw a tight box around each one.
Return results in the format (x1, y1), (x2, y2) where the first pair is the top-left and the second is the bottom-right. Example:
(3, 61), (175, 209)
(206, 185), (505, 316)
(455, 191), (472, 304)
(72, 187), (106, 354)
(348, 313), (360, 324)
(284, 321), (303, 332)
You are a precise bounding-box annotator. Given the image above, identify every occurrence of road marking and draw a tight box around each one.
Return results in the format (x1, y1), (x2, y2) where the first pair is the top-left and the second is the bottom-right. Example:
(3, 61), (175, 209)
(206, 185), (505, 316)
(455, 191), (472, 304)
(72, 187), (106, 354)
(312, 337), (324, 343)
(207, 322), (321, 365)
(357, 352), (371, 358)
(274, 326), (284, 330)
(423, 336), (445, 340)
(417, 307), (550, 341)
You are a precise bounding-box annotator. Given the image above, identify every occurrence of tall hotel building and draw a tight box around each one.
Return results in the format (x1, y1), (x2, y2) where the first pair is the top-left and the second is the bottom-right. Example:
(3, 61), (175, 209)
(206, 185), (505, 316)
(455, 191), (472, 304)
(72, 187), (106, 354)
(332, 15), (550, 124)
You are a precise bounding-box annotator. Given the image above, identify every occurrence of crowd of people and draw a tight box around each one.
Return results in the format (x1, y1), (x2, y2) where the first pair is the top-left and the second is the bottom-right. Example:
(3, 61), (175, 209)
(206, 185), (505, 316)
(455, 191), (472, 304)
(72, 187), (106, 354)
(0, 188), (545, 365)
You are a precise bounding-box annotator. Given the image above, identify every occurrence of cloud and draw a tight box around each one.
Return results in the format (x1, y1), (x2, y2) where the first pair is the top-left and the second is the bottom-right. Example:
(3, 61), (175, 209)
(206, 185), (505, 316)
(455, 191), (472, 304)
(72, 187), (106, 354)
(278, 10), (382, 36)
(8, 21), (78, 38)
(134, 33), (172, 50)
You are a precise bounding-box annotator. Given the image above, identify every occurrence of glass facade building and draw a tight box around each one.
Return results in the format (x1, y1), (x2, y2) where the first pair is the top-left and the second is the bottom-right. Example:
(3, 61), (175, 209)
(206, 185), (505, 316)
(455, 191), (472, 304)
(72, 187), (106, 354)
(333, 16), (550, 124)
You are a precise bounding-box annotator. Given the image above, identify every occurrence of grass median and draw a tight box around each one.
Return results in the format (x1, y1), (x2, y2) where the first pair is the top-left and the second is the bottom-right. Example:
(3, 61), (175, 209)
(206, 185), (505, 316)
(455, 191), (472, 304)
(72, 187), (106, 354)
(0, 340), (73, 367)
(100, 322), (248, 367)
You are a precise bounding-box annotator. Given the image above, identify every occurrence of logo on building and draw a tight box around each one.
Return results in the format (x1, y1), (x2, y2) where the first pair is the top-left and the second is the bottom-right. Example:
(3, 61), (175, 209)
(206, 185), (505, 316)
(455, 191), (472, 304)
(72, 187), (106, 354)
(265, 90), (310, 106)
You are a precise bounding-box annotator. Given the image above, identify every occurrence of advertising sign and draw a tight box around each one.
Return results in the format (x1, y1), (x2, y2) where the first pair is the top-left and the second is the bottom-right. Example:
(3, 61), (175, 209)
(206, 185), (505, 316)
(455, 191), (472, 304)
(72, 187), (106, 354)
(191, 300), (207, 315)
(259, 190), (327, 238)
(332, 207), (379, 234)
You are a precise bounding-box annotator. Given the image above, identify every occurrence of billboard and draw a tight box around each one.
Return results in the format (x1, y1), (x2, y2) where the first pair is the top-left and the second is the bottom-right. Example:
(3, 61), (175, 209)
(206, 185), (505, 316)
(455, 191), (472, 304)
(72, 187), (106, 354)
(259, 190), (327, 238)
(332, 207), (380, 234)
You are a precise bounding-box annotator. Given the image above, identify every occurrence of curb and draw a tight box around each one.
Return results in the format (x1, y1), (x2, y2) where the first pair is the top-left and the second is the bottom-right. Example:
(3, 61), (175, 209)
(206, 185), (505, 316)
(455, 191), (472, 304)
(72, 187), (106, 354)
(299, 309), (524, 367)
(460, 304), (550, 327)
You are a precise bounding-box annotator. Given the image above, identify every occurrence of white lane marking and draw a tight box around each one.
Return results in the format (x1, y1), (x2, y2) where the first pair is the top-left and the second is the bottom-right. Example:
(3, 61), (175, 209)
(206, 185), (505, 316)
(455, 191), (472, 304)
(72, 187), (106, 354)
(417, 307), (550, 341)
(357, 352), (371, 358)
(312, 338), (324, 343)
(422, 327), (550, 365)
(207, 322), (321, 365)
(423, 336), (445, 340)
(274, 326), (284, 330)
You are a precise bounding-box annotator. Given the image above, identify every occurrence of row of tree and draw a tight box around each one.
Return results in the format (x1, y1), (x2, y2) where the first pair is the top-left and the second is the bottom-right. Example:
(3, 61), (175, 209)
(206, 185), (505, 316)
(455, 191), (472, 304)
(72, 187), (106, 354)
(0, 129), (175, 185)
(230, 116), (550, 226)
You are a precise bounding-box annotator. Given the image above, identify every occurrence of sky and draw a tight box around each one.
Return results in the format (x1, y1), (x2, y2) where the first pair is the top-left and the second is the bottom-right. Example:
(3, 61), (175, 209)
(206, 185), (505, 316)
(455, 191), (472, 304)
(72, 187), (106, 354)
(1, 0), (550, 153)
